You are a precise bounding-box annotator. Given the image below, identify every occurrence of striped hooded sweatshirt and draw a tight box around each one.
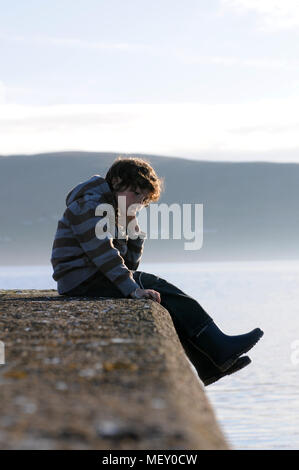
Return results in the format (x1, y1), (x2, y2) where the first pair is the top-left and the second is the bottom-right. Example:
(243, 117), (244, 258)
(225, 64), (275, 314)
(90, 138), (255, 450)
(51, 174), (145, 296)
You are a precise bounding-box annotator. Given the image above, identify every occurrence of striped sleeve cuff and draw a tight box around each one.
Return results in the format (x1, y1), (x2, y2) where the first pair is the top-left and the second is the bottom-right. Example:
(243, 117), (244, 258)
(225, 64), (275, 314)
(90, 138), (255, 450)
(118, 275), (140, 297)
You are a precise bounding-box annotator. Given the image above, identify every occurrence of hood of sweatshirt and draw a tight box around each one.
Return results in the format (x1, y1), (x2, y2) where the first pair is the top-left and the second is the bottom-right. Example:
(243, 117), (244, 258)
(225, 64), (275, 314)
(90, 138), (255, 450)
(65, 174), (114, 207)
(65, 174), (125, 240)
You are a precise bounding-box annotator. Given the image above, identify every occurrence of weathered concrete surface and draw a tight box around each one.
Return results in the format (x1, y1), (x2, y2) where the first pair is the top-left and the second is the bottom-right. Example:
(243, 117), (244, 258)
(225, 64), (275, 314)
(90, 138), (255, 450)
(0, 289), (229, 450)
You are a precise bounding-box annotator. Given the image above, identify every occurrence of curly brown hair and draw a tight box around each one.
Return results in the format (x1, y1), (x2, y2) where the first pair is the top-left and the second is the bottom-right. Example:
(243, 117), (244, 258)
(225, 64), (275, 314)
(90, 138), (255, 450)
(105, 156), (164, 207)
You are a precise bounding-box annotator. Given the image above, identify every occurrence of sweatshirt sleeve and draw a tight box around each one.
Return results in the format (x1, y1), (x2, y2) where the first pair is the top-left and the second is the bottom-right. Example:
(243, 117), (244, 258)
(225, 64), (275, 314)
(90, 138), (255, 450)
(123, 224), (146, 271)
(65, 200), (140, 297)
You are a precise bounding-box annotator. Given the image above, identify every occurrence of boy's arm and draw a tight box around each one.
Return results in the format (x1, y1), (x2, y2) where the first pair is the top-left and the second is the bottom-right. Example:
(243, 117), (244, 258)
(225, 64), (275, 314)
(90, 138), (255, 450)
(65, 202), (140, 297)
(123, 216), (146, 271)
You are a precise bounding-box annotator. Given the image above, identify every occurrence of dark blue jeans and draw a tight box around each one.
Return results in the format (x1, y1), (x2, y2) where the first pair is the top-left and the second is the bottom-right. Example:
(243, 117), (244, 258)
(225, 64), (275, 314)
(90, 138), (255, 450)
(64, 270), (213, 339)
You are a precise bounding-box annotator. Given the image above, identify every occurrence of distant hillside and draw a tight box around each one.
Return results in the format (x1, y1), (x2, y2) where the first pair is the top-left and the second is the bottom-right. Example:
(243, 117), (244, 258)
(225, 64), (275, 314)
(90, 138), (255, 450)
(0, 151), (299, 264)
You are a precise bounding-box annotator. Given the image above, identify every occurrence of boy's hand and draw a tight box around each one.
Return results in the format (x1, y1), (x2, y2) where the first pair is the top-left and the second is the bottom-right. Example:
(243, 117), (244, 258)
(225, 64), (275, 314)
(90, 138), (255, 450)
(126, 215), (136, 226)
(130, 288), (161, 303)
(126, 216), (146, 239)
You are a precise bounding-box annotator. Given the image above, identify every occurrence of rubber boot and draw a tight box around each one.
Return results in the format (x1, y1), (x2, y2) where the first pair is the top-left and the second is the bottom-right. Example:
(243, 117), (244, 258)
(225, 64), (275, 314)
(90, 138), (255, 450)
(179, 334), (251, 386)
(188, 321), (263, 372)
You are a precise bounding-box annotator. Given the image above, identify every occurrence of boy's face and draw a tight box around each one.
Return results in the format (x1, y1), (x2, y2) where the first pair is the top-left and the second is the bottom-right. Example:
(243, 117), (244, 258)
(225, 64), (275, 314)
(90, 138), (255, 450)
(112, 177), (150, 215)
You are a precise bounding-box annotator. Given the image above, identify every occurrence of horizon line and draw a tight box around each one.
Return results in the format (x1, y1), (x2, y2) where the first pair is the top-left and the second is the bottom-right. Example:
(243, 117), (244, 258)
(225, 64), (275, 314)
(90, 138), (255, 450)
(1, 149), (299, 165)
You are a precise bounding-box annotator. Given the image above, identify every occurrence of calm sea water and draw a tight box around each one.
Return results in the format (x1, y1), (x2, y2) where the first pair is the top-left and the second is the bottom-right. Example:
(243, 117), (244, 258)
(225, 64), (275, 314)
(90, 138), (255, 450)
(1, 260), (299, 450)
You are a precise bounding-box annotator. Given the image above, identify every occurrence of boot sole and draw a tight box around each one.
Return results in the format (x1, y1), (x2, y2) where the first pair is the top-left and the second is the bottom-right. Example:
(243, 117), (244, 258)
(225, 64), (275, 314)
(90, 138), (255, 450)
(203, 355), (252, 386)
(188, 328), (264, 372)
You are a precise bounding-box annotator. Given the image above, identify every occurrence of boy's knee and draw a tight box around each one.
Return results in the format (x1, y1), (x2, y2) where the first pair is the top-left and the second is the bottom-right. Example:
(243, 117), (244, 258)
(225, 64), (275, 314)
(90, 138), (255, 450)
(137, 272), (161, 289)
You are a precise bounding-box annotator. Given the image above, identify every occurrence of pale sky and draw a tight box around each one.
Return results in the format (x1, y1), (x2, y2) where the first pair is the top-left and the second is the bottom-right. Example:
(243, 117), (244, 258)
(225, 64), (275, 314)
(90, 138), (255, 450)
(1, 0), (299, 161)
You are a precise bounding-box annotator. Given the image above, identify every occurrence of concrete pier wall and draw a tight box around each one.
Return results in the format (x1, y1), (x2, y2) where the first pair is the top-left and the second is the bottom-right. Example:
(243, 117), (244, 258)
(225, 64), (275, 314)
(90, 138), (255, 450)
(0, 289), (229, 450)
